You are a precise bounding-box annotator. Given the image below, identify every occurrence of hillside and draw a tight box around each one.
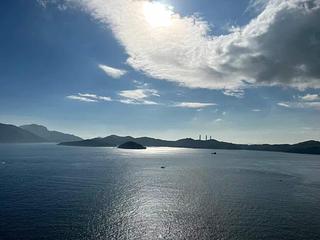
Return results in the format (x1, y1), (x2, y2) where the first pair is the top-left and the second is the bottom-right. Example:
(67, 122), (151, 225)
(20, 124), (82, 143)
(0, 123), (45, 143)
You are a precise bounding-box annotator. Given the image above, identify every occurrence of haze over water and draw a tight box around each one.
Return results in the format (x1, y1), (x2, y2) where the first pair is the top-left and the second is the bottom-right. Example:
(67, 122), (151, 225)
(1, 143), (320, 240)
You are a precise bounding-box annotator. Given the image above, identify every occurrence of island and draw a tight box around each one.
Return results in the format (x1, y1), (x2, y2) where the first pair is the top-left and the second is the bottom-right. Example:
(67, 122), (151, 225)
(118, 141), (146, 149)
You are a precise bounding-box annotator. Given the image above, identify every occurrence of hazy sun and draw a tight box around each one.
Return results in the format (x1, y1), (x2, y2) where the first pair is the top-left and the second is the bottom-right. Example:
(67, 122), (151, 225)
(143, 2), (173, 27)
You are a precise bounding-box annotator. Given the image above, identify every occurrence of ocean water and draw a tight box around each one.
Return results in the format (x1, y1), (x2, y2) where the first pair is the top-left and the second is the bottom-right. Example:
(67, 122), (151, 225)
(0, 143), (320, 240)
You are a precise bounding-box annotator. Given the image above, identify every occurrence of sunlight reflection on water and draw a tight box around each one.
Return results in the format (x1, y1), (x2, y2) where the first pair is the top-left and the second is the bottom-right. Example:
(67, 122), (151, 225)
(116, 146), (190, 156)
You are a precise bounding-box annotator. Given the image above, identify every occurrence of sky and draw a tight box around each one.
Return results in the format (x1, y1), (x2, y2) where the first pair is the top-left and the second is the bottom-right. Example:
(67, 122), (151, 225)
(0, 0), (319, 144)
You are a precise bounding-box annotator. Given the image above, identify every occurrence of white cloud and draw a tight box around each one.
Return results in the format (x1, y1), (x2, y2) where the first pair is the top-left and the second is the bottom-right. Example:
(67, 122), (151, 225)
(67, 95), (98, 102)
(305, 102), (320, 110)
(97, 96), (112, 101)
(223, 89), (245, 98)
(98, 64), (127, 78)
(67, 91), (159, 105)
(252, 109), (262, 112)
(119, 99), (157, 105)
(78, 93), (98, 98)
(278, 101), (320, 110)
(174, 102), (216, 109)
(133, 80), (149, 88)
(38, 0), (67, 10)
(119, 88), (159, 99)
(277, 102), (291, 108)
(67, 93), (112, 102)
(215, 118), (223, 122)
(70, 0), (320, 91)
(300, 94), (320, 101)
(118, 88), (159, 105)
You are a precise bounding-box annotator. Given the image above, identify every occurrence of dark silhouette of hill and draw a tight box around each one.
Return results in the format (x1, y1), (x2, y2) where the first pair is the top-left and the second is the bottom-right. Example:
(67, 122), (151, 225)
(242, 140), (320, 154)
(59, 137), (113, 147)
(20, 124), (82, 143)
(0, 123), (45, 143)
(59, 135), (320, 155)
(118, 141), (146, 149)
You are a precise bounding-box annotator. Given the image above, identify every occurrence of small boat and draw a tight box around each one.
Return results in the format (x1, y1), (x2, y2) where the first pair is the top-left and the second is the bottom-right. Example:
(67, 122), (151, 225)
(211, 152), (217, 155)
(161, 166), (166, 169)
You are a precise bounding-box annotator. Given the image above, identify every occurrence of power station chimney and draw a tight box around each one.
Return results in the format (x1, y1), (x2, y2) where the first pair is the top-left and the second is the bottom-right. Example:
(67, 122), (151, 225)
(199, 135), (201, 141)
(205, 135), (207, 141)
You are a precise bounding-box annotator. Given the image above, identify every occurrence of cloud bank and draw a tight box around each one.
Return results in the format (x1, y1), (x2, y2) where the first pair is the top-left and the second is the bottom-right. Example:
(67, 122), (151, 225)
(69, 0), (320, 91)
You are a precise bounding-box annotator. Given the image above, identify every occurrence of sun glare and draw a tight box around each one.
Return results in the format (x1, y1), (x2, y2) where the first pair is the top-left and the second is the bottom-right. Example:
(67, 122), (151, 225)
(143, 2), (173, 27)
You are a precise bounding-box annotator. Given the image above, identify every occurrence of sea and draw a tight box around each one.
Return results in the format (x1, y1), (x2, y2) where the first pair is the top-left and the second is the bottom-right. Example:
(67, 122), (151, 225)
(1, 143), (320, 240)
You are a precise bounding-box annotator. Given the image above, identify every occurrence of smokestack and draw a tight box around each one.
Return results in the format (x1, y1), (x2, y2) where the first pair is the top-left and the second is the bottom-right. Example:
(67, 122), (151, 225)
(205, 135), (207, 141)
(199, 135), (201, 140)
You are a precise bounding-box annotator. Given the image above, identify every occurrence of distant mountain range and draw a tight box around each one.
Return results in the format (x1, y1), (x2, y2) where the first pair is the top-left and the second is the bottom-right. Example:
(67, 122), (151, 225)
(20, 124), (82, 142)
(0, 123), (82, 143)
(59, 135), (320, 155)
(0, 123), (45, 143)
(1, 122), (319, 155)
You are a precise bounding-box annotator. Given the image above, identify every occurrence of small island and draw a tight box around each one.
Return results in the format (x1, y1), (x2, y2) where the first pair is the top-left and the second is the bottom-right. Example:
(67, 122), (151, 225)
(118, 141), (146, 149)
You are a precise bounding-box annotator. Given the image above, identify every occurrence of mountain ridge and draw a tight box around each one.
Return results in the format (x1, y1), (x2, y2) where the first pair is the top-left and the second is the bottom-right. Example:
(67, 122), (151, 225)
(20, 124), (82, 142)
(0, 123), (45, 143)
(0, 123), (82, 143)
(59, 135), (320, 155)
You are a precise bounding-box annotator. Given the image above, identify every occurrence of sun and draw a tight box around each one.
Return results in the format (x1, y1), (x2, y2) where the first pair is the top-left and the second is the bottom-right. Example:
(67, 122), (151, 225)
(143, 2), (173, 27)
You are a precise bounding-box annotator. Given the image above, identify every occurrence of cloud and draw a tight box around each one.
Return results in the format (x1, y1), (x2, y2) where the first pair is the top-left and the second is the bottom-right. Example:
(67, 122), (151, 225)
(174, 102), (216, 109)
(98, 64), (127, 78)
(78, 93), (98, 98)
(69, 0), (320, 91)
(215, 118), (223, 122)
(305, 102), (320, 110)
(118, 87), (216, 107)
(67, 93), (112, 102)
(67, 91), (159, 105)
(119, 88), (159, 99)
(133, 80), (149, 88)
(277, 102), (291, 108)
(278, 101), (320, 110)
(252, 109), (262, 112)
(37, 0), (48, 8)
(37, 0), (67, 10)
(223, 89), (245, 98)
(98, 96), (112, 101)
(300, 93), (320, 101)
(118, 88), (159, 105)
(119, 99), (158, 105)
(67, 95), (98, 102)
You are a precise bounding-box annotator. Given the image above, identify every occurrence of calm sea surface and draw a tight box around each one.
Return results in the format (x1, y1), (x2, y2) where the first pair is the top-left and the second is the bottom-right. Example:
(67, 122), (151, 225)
(0, 143), (320, 240)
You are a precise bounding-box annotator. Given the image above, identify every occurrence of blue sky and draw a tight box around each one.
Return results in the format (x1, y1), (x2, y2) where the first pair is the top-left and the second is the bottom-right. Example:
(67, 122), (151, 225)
(0, 0), (319, 143)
